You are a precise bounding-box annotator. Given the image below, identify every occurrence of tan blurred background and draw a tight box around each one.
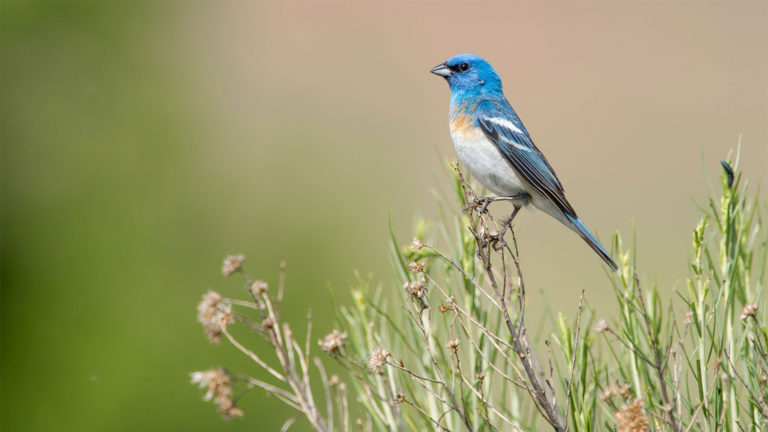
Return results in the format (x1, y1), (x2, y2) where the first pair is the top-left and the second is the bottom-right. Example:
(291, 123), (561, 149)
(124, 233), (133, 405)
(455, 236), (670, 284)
(2, 1), (766, 431)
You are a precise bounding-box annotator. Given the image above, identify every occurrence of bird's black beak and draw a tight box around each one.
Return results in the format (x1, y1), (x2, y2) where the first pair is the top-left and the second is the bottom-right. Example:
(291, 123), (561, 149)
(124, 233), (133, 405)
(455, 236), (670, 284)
(430, 62), (452, 77)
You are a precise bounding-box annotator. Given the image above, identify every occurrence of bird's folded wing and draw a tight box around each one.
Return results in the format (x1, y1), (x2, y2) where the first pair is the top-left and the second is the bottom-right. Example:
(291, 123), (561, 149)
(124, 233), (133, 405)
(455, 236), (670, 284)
(476, 101), (577, 216)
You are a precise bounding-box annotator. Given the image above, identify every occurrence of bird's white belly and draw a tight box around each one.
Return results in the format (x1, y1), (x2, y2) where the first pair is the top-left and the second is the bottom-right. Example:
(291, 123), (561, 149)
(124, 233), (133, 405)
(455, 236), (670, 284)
(451, 129), (528, 198)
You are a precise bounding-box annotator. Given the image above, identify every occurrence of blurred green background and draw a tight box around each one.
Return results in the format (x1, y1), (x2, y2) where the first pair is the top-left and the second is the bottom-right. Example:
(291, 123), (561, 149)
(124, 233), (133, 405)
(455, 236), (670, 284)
(2, 1), (766, 431)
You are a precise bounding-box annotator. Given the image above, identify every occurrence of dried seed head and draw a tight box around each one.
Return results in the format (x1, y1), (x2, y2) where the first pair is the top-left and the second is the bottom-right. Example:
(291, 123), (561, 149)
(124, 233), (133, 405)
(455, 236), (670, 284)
(190, 368), (243, 419)
(740, 302), (758, 320)
(261, 317), (274, 331)
(475, 371), (486, 381)
(249, 280), (268, 296)
(222, 254), (245, 277)
(393, 390), (405, 405)
(439, 304), (450, 313)
(318, 329), (347, 355)
(600, 383), (632, 401)
(613, 398), (648, 432)
(367, 346), (391, 372)
(594, 319), (609, 333)
(197, 291), (233, 343)
(407, 261), (424, 273)
(759, 374), (767, 385)
(410, 238), (423, 251)
(446, 337), (460, 351)
(198, 291), (223, 324)
(404, 280), (427, 298)
(746, 331), (756, 343)
(218, 399), (244, 419)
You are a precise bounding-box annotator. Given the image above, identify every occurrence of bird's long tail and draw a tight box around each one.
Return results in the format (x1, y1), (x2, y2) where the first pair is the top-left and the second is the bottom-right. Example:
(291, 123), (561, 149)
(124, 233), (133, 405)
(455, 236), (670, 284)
(565, 213), (619, 271)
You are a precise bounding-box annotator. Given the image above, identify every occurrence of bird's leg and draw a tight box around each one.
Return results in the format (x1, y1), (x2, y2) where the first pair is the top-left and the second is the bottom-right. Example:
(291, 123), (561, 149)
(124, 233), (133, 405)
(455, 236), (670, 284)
(493, 206), (522, 251)
(465, 193), (528, 214)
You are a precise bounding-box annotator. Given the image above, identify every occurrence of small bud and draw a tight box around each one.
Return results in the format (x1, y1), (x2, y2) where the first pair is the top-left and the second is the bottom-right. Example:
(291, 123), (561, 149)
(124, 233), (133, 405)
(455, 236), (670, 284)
(410, 238), (423, 251)
(445, 337), (460, 351)
(439, 304), (450, 313)
(222, 254), (245, 277)
(328, 374), (340, 387)
(261, 317), (274, 330)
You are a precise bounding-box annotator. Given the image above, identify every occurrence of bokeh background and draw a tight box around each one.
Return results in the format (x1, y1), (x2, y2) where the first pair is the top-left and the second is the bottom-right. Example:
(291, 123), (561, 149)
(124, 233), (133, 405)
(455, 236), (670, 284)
(2, 1), (766, 431)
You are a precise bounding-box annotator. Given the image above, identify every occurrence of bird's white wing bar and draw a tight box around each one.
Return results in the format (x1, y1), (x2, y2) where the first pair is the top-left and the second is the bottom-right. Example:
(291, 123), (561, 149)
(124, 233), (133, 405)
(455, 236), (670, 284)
(485, 117), (532, 152)
(484, 116), (525, 135)
(498, 135), (533, 152)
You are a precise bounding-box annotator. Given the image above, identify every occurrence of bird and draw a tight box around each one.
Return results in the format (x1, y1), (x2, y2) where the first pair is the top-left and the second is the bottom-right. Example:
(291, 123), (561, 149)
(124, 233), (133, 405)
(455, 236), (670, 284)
(430, 53), (618, 270)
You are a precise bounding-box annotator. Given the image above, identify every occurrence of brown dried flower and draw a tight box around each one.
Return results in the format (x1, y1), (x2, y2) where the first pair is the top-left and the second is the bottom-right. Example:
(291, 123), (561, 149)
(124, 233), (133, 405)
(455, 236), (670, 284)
(318, 329), (347, 355)
(410, 238), (424, 251)
(407, 261), (424, 273)
(404, 280), (427, 298)
(249, 280), (268, 297)
(393, 390), (405, 405)
(222, 254), (245, 277)
(191, 368), (243, 419)
(740, 302), (758, 320)
(197, 291), (234, 343)
(614, 398), (648, 432)
(368, 346), (391, 372)
(600, 383), (631, 401)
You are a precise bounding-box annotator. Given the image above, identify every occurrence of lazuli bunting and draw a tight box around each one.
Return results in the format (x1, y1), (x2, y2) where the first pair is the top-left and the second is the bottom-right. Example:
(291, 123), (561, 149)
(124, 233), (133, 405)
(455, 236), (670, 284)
(431, 53), (618, 270)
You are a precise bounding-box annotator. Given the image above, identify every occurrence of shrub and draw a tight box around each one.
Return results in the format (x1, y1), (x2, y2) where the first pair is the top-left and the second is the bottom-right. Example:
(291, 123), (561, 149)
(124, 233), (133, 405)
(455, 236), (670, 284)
(192, 150), (766, 431)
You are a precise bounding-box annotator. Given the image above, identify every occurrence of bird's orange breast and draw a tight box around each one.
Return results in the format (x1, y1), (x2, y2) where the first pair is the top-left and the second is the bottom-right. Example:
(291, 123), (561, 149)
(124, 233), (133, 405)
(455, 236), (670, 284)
(450, 108), (483, 140)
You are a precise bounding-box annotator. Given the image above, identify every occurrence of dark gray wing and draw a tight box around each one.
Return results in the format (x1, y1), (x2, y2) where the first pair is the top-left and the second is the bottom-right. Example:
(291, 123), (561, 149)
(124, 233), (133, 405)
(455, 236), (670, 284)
(476, 100), (577, 216)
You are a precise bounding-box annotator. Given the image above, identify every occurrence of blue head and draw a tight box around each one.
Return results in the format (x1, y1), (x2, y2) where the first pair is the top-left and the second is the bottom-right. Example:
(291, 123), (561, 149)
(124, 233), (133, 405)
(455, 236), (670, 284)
(430, 54), (503, 98)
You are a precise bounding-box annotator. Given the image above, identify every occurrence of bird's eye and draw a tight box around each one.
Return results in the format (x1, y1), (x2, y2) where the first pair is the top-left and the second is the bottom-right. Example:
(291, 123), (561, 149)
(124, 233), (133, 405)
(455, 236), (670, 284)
(459, 63), (470, 72)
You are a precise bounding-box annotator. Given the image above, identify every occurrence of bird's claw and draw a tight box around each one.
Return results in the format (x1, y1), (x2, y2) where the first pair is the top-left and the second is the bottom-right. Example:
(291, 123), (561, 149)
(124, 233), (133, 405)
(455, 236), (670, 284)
(463, 197), (494, 214)
(491, 237), (507, 252)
